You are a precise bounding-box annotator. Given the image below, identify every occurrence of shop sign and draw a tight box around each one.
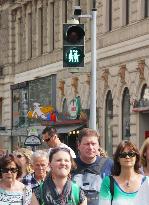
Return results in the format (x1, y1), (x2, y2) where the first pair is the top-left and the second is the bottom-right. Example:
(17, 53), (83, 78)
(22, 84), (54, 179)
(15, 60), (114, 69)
(24, 135), (41, 146)
(68, 97), (80, 120)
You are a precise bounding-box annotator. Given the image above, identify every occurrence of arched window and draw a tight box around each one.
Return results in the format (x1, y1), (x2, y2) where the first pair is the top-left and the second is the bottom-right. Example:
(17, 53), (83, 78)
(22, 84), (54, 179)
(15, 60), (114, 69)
(105, 91), (113, 156)
(62, 98), (68, 114)
(122, 88), (130, 139)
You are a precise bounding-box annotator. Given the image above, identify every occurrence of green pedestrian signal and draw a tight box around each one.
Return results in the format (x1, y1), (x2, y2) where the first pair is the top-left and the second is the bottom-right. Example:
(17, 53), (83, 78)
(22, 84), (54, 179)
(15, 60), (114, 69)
(63, 24), (85, 68)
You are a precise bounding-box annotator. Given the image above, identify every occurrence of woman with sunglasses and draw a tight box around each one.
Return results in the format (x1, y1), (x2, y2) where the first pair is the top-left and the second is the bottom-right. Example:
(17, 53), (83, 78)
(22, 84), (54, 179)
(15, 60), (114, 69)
(13, 148), (33, 179)
(34, 147), (87, 205)
(99, 140), (147, 205)
(0, 154), (39, 205)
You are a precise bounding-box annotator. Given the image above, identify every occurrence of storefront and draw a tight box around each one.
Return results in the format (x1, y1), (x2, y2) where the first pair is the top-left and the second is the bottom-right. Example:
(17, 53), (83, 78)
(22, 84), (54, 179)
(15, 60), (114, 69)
(132, 84), (149, 146)
(10, 76), (88, 151)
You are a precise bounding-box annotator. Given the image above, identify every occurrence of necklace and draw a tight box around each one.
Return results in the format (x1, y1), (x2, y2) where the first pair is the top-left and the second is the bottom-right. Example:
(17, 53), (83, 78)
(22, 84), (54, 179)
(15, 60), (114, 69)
(125, 180), (131, 187)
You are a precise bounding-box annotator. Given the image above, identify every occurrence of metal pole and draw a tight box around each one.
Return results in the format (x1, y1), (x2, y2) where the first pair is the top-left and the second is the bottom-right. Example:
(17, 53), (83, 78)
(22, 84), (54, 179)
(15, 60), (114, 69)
(89, 7), (97, 130)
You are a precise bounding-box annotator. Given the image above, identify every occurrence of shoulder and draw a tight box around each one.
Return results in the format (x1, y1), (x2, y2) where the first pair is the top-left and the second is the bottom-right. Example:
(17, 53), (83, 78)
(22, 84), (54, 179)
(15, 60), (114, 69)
(101, 176), (110, 185)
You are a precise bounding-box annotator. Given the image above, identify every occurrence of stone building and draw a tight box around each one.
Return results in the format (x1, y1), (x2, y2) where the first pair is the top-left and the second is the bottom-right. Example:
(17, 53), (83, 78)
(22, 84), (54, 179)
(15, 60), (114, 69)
(0, 0), (149, 155)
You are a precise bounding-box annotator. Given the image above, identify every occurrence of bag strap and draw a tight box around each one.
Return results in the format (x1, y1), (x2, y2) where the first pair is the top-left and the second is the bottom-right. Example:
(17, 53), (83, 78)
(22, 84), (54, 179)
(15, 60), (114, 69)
(109, 176), (114, 205)
(71, 181), (80, 205)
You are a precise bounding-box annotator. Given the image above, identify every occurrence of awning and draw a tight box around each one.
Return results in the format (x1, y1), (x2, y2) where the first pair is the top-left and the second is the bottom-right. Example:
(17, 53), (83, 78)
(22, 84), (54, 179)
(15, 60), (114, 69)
(56, 124), (84, 134)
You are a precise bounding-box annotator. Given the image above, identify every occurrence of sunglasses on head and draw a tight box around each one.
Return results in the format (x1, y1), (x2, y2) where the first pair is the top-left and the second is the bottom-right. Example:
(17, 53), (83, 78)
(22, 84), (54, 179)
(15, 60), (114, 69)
(119, 151), (136, 158)
(50, 147), (70, 155)
(1, 167), (18, 173)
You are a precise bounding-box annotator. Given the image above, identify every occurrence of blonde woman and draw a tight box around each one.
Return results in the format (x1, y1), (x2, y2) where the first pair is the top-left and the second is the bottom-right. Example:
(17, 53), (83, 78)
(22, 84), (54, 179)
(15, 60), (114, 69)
(13, 148), (33, 178)
(140, 138), (149, 176)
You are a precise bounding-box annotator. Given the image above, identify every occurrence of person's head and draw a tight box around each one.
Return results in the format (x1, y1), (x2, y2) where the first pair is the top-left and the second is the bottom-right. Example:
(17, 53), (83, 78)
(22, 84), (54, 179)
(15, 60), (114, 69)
(77, 128), (100, 163)
(113, 140), (141, 176)
(0, 154), (22, 181)
(140, 138), (149, 167)
(31, 150), (49, 178)
(49, 147), (75, 179)
(42, 127), (60, 148)
(13, 148), (33, 174)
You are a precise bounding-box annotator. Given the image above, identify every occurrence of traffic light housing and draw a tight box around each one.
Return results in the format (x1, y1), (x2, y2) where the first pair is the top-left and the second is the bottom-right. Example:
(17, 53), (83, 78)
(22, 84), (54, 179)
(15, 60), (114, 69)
(63, 24), (85, 68)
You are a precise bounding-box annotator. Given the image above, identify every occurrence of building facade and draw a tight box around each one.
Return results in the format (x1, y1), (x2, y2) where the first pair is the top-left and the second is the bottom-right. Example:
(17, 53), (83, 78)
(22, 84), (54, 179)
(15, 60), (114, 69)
(0, 0), (149, 154)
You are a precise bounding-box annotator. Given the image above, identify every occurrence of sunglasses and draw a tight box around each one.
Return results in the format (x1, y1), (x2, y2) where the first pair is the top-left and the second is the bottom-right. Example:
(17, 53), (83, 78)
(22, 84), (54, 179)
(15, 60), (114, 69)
(44, 138), (51, 143)
(1, 167), (18, 173)
(16, 154), (24, 158)
(119, 152), (136, 158)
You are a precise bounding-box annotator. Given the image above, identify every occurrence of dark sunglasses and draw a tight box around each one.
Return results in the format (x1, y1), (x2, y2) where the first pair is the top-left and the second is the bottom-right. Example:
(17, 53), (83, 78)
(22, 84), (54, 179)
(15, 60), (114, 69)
(1, 167), (18, 173)
(119, 152), (136, 158)
(44, 138), (51, 142)
(16, 154), (24, 158)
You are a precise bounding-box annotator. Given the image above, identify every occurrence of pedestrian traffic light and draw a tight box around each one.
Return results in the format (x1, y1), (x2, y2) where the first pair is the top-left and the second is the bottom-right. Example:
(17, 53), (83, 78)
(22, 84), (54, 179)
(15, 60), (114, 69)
(63, 23), (85, 68)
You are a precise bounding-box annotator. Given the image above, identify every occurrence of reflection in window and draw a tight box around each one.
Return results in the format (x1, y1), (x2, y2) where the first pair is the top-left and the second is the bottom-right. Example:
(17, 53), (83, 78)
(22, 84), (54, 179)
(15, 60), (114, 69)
(12, 87), (28, 128)
(122, 88), (130, 139)
(105, 91), (113, 156)
(12, 75), (56, 128)
(140, 84), (149, 107)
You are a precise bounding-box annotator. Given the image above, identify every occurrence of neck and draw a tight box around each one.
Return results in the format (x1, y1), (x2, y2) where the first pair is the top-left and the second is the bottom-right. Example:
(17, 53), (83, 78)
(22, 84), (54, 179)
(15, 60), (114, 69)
(1, 180), (16, 189)
(35, 173), (46, 182)
(80, 155), (97, 164)
(120, 167), (136, 180)
(52, 176), (68, 193)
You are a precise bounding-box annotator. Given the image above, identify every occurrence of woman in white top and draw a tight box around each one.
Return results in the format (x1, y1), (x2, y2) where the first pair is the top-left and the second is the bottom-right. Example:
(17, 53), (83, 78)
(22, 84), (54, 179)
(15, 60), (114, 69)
(0, 154), (39, 205)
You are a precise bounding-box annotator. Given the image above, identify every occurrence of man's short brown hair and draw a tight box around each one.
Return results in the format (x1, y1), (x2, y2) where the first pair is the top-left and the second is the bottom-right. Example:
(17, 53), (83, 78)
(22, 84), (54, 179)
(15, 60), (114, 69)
(42, 127), (57, 137)
(77, 128), (100, 144)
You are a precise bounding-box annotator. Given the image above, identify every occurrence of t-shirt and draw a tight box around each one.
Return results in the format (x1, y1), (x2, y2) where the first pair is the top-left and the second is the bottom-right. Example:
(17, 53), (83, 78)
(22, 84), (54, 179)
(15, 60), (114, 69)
(0, 186), (32, 205)
(72, 156), (113, 205)
(134, 176), (149, 205)
(99, 175), (147, 205)
(48, 143), (76, 158)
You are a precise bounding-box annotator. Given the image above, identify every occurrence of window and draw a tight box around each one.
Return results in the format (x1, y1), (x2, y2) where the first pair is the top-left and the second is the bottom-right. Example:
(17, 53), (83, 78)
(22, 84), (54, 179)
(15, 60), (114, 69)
(27, 13), (32, 59)
(11, 75), (56, 128)
(140, 84), (149, 106)
(11, 82), (29, 128)
(16, 17), (23, 62)
(47, 1), (54, 51)
(109, 0), (112, 31)
(38, 7), (43, 55)
(105, 91), (113, 156)
(126, 0), (129, 25)
(122, 88), (130, 139)
(144, 0), (149, 18)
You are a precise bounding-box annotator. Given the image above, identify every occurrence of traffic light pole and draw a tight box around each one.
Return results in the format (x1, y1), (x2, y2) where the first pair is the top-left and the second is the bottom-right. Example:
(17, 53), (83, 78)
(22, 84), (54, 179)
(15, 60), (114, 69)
(89, 8), (97, 130)
(71, 3), (97, 130)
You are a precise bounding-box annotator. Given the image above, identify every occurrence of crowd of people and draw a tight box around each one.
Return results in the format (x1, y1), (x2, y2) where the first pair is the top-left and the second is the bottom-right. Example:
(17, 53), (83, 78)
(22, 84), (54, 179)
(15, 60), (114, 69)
(0, 127), (149, 205)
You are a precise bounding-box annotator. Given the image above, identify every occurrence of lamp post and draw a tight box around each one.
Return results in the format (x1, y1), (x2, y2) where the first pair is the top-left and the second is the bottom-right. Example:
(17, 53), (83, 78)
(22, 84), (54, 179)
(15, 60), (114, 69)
(89, 0), (97, 130)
